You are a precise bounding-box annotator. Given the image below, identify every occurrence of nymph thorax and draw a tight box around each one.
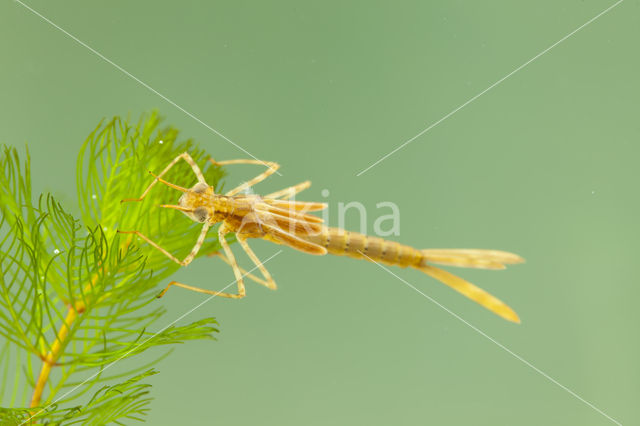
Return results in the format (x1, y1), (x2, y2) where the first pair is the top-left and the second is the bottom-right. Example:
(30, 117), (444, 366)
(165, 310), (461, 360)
(177, 182), (265, 234)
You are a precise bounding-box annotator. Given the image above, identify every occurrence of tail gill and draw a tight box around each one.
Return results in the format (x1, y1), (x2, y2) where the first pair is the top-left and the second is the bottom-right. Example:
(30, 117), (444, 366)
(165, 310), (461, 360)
(416, 249), (524, 323)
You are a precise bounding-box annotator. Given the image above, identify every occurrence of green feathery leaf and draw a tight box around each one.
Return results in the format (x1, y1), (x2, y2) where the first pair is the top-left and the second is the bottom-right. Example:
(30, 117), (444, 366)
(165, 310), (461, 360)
(0, 112), (228, 424)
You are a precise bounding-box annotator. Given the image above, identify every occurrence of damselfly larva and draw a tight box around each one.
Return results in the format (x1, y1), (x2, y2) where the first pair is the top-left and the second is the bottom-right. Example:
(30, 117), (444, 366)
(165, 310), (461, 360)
(119, 153), (524, 323)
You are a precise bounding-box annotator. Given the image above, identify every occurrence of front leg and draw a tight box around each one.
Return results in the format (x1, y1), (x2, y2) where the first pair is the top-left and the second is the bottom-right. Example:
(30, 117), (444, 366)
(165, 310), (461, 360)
(117, 222), (210, 266)
(121, 152), (206, 203)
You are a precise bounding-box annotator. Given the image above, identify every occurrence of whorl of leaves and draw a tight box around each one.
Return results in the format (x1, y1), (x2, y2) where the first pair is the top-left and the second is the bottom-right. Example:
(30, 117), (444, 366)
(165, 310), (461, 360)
(0, 113), (226, 424)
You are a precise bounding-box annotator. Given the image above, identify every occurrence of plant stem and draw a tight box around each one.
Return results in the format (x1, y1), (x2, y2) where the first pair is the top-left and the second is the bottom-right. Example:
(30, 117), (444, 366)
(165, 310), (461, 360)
(30, 306), (79, 408)
(29, 255), (113, 409)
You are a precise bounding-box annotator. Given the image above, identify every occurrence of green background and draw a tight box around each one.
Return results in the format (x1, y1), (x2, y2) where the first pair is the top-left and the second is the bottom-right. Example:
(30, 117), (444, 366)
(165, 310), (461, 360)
(1, 1), (638, 424)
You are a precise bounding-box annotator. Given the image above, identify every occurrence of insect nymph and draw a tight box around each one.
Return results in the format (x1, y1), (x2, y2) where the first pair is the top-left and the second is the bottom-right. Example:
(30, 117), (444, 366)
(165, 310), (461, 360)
(120, 153), (524, 323)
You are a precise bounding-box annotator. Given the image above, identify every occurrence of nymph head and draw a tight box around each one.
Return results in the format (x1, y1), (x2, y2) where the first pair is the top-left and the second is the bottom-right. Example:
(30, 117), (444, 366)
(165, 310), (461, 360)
(175, 182), (214, 223)
(158, 180), (215, 224)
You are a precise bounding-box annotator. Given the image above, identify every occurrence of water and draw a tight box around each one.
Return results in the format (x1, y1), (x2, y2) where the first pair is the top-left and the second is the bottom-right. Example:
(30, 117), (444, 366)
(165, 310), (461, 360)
(0, 1), (637, 424)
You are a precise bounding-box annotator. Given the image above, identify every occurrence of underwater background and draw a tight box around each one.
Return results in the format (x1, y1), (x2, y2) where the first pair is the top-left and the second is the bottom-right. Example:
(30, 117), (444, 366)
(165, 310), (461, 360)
(1, 1), (638, 424)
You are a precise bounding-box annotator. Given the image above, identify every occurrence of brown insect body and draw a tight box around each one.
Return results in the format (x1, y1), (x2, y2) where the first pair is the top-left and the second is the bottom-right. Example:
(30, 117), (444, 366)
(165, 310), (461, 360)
(120, 153), (523, 323)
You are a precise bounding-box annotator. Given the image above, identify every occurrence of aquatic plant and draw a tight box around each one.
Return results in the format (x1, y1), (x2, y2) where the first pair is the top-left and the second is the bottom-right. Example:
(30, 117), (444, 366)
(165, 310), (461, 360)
(0, 113), (225, 424)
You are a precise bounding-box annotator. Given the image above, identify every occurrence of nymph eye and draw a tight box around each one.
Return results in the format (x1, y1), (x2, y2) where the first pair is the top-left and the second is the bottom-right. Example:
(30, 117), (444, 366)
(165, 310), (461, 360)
(193, 207), (208, 223)
(192, 183), (209, 194)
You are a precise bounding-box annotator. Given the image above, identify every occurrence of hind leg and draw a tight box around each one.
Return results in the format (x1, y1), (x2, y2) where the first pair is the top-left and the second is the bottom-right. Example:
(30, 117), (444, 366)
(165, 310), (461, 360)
(236, 236), (277, 290)
(209, 158), (280, 196)
(158, 225), (247, 298)
(208, 251), (272, 288)
(264, 181), (311, 199)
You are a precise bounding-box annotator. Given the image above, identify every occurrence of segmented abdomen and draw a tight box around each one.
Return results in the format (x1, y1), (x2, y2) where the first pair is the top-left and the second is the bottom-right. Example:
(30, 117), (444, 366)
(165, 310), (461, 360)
(303, 227), (422, 268)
